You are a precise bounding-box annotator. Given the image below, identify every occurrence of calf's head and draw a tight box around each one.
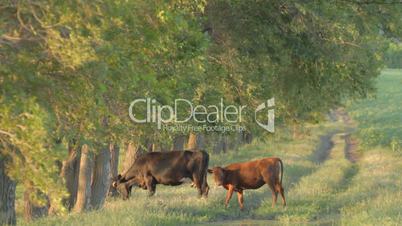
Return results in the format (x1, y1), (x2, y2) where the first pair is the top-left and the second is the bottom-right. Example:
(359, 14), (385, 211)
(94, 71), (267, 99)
(207, 167), (226, 186)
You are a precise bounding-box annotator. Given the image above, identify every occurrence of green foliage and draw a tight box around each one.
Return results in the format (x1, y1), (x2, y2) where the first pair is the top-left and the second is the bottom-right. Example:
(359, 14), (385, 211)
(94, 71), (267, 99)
(0, 96), (67, 213)
(384, 42), (402, 68)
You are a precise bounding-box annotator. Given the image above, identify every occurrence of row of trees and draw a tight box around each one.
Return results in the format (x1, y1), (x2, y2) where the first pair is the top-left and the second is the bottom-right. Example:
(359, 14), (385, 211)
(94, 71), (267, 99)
(1, 0), (402, 224)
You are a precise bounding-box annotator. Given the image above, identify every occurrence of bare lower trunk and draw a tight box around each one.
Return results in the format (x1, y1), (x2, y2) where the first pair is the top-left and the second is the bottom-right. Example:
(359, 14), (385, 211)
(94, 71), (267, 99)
(222, 135), (227, 153)
(242, 131), (253, 144)
(172, 135), (186, 150)
(145, 140), (153, 152)
(23, 184), (49, 221)
(60, 141), (81, 210)
(226, 132), (243, 151)
(187, 133), (197, 150)
(123, 142), (152, 173)
(74, 145), (93, 212)
(213, 134), (228, 153)
(187, 133), (205, 150)
(108, 144), (119, 197)
(0, 156), (16, 225)
(90, 146), (111, 209)
(152, 143), (169, 152)
(123, 143), (138, 173)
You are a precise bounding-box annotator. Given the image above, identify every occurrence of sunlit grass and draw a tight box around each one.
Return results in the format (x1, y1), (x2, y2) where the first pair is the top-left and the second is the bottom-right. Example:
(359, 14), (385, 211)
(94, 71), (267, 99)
(347, 69), (402, 151)
(23, 124), (326, 226)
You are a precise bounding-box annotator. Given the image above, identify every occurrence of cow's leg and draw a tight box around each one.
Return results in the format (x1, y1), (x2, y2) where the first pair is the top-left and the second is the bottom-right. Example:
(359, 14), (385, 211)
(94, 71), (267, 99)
(144, 175), (156, 196)
(225, 185), (234, 208)
(236, 190), (244, 210)
(127, 185), (133, 197)
(202, 173), (209, 198)
(203, 181), (209, 198)
(192, 173), (203, 197)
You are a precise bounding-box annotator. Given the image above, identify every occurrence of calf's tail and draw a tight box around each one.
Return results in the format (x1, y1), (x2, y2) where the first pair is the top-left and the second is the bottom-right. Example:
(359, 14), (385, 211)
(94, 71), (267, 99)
(278, 158), (283, 185)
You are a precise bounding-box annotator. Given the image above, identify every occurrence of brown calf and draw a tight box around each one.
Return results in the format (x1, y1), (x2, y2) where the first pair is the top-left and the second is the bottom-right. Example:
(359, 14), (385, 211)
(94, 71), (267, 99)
(208, 157), (285, 210)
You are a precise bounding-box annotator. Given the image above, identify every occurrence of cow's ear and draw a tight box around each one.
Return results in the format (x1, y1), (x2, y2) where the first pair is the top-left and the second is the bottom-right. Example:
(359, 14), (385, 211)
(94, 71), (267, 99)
(217, 167), (225, 174)
(207, 169), (213, 174)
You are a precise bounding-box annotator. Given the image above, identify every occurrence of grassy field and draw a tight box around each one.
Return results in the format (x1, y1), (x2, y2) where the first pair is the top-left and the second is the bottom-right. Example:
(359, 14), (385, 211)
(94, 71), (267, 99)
(347, 68), (402, 151)
(23, 70), (402, 225)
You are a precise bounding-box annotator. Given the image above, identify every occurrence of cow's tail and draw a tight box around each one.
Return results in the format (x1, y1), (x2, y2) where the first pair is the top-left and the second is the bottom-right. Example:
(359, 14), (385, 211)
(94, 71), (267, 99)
(200, 151), (209, 196)
(278, 158), (284, 185)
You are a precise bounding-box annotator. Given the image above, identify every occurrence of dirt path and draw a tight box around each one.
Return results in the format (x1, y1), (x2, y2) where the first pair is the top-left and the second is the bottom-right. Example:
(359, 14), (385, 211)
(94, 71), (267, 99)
(336, 108), (360, 163)
(311, 132), (337, 163)
(344, 134), (359, 163)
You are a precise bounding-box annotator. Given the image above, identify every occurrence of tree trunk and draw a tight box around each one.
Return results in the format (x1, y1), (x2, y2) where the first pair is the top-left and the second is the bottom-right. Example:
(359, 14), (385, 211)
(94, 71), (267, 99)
(0, 156), (16, 225)
(108, 144), (119, 197)
(145, 140), (153, 152)
(121, 140), (153, 175)
(212, 134), (222, 154)
(60, 141), (81, 210)
(23, 184), (49, 221)
(187, 133), (205, 150)
(187, 133), (197, 150)
(172, 135), (186, 150)
(74, 144), (92, 212)
(226, 132), (243, 152)
(242, 131), (253, 144)
(123, 142), (138, 174)
(222, 135), (227, 153)
(90, 146), (111, 209)
(213, 134), (228, 153)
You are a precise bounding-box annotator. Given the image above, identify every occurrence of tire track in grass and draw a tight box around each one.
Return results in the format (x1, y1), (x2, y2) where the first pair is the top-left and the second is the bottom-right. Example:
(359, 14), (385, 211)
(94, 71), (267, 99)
(205, 109), (360, 225)
(311, 131), (337, 164)
(254, 109), (361, 224)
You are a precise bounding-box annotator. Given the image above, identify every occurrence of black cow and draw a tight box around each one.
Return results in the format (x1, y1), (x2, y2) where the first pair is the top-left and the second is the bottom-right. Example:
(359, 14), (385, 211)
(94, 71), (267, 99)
(112, 150), (209, 199)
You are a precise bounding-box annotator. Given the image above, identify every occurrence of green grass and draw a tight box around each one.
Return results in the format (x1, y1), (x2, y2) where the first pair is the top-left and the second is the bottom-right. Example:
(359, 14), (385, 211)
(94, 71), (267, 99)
(22, 69), (402, 225)
(23, 124), (328, 226)
(346, 68), (402, 151)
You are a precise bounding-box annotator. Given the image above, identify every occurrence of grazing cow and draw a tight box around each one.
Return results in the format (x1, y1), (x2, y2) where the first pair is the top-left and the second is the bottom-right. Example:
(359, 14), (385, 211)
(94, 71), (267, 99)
(112, 150), (209, 199)
(207, 157), (285, 210)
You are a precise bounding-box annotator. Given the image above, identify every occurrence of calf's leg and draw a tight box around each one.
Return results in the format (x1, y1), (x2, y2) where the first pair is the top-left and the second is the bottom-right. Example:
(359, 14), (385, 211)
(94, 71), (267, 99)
(276, 184), (286, 206)
(268, 182), (277, 208)
(225, 185), (234, 208)
(262, 172), (278, 207)
(237, 190), (244, 210)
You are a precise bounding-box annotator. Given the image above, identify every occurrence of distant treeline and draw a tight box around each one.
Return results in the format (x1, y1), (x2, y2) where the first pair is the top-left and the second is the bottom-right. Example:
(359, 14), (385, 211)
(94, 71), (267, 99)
(384, 43), (402, 68)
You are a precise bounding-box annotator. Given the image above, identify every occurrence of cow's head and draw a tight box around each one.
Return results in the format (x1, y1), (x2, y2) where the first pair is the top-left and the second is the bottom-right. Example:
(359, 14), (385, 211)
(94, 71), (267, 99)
(112, 174), (123, 188)
(112, 174), (147, 199)
(207, 167), (226, 186)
